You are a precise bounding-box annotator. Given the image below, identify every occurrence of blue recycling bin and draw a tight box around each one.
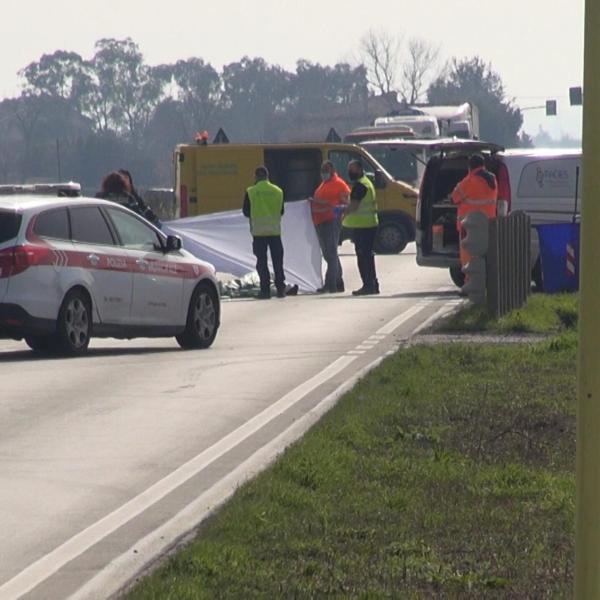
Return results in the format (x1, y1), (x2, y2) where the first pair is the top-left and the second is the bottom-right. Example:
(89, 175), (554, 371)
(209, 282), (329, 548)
(535, 223), (580, 293)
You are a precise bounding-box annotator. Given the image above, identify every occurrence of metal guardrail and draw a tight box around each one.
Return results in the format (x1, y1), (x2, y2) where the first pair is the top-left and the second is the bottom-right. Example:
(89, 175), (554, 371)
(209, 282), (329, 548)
(486, 211), (531, 317)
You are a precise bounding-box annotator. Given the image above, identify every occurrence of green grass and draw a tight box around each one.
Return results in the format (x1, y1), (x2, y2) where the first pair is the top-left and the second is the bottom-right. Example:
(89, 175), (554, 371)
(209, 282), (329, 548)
(439, 293), (578, 334)
(128, 333), (576, 598)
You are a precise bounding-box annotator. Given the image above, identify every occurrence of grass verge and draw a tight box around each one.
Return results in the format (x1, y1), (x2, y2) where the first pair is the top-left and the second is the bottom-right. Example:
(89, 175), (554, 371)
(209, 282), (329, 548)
(128, 332), (576, 598)
(439, 293), (578, 334)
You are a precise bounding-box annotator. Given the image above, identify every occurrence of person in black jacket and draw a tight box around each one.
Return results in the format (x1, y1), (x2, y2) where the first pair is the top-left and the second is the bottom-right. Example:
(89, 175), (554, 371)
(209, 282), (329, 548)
(96, 171), (161, 228)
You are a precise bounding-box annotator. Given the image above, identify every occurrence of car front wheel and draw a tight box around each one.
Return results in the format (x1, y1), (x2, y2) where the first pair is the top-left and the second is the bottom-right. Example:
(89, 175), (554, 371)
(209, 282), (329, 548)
(176, 283), (219, 349)
(54, 289), (92, 356)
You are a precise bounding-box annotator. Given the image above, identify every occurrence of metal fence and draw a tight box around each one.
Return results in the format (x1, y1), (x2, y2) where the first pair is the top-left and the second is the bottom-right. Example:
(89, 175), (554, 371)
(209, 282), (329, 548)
(486, 211), (531, 317)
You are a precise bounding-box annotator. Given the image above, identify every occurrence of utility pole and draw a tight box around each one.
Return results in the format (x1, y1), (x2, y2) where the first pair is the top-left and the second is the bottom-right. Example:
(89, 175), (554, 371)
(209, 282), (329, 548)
(576, 1), (600, 597)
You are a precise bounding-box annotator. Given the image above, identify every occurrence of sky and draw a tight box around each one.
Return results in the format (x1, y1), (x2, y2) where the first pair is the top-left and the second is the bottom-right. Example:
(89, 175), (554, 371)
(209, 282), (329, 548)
(0, 0), (584, 141)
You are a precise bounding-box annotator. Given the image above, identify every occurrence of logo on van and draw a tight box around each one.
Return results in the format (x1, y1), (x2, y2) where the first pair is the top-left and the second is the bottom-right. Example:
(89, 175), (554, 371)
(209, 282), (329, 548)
(536, 167), (569, 189)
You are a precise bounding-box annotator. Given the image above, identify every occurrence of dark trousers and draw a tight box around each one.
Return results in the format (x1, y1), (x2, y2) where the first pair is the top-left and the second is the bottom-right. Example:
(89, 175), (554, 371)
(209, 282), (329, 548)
(253, 235), (285, 293)
(352, 227), (378, 290)
(315, 218), (343, 291)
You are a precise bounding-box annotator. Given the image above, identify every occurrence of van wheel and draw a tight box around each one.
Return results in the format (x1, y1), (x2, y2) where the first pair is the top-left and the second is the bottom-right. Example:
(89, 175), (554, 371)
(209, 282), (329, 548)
(54, 289), (92, 356)
(176, 283), (219, 349)
(449, 265), (465, 288)
(374, 221), (409, 254)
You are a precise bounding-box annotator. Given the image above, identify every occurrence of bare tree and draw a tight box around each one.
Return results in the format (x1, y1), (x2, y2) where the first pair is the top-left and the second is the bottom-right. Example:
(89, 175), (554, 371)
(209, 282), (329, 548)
(359, 29), (402, 96)
(399, 38), (440, 104)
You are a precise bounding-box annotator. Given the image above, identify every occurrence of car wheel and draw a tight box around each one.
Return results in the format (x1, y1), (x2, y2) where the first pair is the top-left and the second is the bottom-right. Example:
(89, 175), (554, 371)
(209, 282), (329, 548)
(24, 335), (53, 353)
(374, 221), (409, 254)
(176, 283), (219, 349)
(449, 265), (465, 288)
(54, 289), (92, 356)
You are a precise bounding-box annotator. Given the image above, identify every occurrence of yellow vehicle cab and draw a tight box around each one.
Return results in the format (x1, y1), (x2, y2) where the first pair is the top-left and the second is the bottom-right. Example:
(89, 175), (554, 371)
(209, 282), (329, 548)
(174, 142), (418, 253)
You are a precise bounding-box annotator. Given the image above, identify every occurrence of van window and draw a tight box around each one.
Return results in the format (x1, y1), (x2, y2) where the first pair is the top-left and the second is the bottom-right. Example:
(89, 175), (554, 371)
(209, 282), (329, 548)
(0, 211), (22, 244)
(517, 158), (580, 198)
(329, 150), (375, 184)
(70, 207), (115, 246)
(364, 147), (418, 185)
(264, 149), (322, 201)
(34, 208), (69, 240)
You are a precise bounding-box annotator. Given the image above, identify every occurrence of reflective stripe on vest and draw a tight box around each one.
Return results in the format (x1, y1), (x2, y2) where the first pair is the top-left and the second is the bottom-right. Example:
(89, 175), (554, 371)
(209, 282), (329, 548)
(462, 198), (497, 207)
(247, 181), (284, 236)
(343, 175), (378, 229)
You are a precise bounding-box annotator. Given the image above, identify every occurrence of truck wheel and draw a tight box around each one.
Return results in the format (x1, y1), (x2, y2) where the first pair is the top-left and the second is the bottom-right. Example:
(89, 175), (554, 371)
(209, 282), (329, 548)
(54, 289), (92, 356)
(176, 282), (219, 349)
(449, 265), (465, 288)
(374, 221), (409, 254)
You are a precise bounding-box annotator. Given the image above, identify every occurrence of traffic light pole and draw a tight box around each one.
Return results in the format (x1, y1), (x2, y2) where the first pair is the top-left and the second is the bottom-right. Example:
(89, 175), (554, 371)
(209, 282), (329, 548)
(576, 1), (600, 597)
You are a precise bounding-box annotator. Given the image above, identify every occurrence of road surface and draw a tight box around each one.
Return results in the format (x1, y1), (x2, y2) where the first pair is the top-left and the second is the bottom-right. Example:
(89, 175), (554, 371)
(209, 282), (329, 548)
(0, 244), (459, 599)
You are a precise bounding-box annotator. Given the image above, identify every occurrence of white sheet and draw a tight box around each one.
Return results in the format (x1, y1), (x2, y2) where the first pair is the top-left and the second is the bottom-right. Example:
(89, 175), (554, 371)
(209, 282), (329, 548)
(163, 200), (323, 292)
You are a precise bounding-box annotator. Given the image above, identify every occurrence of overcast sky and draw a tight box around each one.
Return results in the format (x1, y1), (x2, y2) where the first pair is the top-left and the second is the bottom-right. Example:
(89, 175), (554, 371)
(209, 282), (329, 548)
(1, 0), (584, 140)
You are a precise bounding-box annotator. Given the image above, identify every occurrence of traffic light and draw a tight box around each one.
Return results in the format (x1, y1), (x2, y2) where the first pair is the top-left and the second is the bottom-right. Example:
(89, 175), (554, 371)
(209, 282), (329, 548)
(546, 100), (557, 116)
(570, 86), (583, 106)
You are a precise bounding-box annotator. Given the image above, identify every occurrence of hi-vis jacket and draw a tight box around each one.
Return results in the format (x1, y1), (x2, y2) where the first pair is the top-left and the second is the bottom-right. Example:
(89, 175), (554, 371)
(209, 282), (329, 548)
(246, 180), (284, 237)
(343, 175), (378, 229)
(451, 167), (498, 223)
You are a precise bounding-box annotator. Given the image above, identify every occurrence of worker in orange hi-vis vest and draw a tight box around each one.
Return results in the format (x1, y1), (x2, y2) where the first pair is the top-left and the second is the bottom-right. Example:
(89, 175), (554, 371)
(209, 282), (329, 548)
(451, 153), (498, 276)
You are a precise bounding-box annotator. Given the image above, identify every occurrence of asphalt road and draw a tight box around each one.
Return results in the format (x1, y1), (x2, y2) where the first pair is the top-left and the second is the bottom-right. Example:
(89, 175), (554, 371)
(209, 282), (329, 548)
(0, 244), (459, 600)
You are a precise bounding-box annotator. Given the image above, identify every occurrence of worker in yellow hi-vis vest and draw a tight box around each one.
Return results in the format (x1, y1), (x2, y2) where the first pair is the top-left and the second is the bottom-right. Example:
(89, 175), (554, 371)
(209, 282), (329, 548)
(243, 166), (287, 299)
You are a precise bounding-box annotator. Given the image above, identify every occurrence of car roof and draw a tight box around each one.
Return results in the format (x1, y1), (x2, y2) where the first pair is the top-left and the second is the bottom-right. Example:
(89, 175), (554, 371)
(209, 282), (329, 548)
(499, 147), (581, 158)
(0, 195), (112, 213)
(361, 138), (504, 153)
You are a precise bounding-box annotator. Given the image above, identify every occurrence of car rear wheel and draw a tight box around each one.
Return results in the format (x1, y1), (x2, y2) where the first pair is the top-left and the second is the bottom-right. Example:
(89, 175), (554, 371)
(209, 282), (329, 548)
(54, 289), (92, 356)
(24, 335), (53, 353)
(176, 283), (219, 349)
(449, 265), (465, 288)
(374, 221), (409, 254)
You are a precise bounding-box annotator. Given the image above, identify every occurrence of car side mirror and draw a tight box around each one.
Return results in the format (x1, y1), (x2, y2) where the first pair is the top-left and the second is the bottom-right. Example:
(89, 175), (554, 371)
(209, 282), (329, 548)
(374, 169), (387, 189)
(166, 234), (182, 252)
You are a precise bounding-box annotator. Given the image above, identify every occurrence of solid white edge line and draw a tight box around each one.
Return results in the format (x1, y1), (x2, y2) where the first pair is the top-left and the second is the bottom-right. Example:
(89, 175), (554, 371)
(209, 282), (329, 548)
(0, 355), (357, 600)
(72, 299), (461, 600)
(0, 300), (434, 599)
(412, 299), (467, 336)
(375, 302), (429, 336)
(70, 348), (398, 600)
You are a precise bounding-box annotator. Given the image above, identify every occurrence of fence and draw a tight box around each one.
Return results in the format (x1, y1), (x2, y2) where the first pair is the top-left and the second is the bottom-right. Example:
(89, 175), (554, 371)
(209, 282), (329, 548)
(486, 211), (531, 317)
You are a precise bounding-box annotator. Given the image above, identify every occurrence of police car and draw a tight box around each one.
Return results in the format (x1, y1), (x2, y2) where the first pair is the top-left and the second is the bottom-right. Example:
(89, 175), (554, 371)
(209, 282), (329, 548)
(0, 195), (220, 355)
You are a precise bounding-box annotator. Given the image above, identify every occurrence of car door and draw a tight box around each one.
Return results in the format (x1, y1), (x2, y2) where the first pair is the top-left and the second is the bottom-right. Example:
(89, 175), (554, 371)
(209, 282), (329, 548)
(69, 205), (133, 324)
(105, 207), (185, 326)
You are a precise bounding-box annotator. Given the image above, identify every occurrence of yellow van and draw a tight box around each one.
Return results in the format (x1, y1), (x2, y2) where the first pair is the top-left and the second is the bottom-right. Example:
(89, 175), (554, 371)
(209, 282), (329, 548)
(174, 143), (418, 253)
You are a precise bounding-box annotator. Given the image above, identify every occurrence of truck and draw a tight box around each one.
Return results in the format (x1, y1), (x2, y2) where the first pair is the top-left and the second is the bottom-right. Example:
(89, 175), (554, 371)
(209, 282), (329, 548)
(174, 142), (419, 253)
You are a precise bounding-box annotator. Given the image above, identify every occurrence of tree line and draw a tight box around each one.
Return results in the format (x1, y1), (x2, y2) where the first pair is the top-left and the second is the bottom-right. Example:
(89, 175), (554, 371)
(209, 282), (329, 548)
(0, 35), (528, 191)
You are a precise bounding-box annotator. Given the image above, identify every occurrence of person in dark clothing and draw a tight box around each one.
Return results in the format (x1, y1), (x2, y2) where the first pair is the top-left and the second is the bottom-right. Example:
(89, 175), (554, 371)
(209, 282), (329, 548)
(243, 166), (287, 299)
(342, 160), (380, 295)
(118, 169), (162, 228)
(96, 171), (161, 228)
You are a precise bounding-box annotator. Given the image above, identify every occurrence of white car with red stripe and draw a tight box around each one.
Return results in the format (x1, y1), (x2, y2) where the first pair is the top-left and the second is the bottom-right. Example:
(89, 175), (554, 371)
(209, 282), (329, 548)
(0, 196), (220, 355)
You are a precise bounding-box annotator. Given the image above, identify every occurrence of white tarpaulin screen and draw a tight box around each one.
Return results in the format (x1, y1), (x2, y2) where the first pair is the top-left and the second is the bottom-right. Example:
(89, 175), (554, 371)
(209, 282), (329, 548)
(163, 200), (323, 292)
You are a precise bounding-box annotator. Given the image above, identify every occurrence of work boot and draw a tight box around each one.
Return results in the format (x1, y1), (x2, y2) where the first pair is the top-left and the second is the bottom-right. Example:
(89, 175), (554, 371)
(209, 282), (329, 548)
(352, 286), (377, 296)
(316, 286), (328, 294)
(285, 284), (299, 296)
(256, 291), (271, 300)
(336, 280), (345, 293)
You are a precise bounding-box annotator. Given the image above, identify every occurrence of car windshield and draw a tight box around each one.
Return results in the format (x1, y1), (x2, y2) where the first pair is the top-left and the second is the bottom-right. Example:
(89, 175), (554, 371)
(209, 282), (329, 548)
(365, 147), (419, 185)
(0, 211), (22, 244)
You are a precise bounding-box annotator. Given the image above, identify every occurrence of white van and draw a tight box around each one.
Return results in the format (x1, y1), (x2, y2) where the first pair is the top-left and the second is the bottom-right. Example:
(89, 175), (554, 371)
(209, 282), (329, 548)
(500, 149), (582, 224)
(416, 145), (582, 287)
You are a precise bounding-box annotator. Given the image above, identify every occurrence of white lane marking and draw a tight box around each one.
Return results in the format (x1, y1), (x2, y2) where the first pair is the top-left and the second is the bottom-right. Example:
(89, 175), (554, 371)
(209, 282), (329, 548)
(412, 300), (466, 336)
(376, 302), (430, 336)
(72, 303), (458, 600)
(0, 299), (448, 599)
(0, 354), (357, 600)
(355, 344), (375, 351)
(368, 335), (386, 341)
